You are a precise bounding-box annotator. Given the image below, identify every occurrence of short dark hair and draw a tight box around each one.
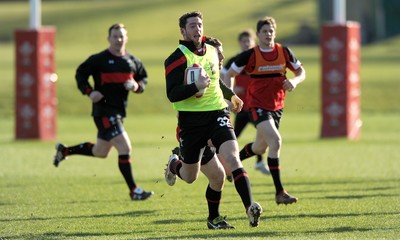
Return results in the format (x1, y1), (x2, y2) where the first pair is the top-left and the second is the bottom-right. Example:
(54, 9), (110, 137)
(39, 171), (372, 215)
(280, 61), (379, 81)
(256, 16), (276, 32)
(205, 36), (222, 48)
(108, 23), (126, 37)
(179, 11), (203, 29)
(237, 29), (256, 41)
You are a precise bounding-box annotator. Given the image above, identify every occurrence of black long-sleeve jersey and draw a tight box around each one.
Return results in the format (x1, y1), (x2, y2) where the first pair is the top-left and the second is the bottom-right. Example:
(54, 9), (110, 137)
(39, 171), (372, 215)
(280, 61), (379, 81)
(76, 49), (148, 117)
(164, 37), (235, 103)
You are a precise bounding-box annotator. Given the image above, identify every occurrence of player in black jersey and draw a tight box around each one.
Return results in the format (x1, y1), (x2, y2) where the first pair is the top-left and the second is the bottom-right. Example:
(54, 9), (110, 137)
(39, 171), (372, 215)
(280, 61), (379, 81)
(164, 11), (262, 228)
(53, 23), (153, 201)
(167, 36), (236, 229)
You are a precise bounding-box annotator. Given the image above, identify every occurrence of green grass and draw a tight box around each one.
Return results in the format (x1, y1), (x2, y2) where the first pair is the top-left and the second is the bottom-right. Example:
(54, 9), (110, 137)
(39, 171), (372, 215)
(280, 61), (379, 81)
(1, 0), (400, 239)
(1, 113), (399, 239)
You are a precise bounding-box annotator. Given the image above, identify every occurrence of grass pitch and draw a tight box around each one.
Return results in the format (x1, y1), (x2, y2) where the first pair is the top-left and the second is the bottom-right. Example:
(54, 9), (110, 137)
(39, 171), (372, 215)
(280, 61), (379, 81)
(1, 113), (399, 239)
(1, 0), (399, 239)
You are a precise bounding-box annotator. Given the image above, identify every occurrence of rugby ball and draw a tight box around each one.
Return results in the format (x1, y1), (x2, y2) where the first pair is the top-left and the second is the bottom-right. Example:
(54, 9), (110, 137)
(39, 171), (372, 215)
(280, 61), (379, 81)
(184, 64), (207, 98)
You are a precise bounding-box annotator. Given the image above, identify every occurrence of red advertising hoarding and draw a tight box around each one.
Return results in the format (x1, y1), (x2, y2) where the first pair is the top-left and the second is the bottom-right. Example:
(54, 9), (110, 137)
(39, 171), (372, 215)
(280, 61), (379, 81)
(321, 22), (361, 140)
(15, 27), (57, 140)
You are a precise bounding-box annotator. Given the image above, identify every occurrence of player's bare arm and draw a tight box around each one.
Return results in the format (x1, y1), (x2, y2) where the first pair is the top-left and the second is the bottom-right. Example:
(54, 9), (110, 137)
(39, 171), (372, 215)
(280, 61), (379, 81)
(283, 66), (306, 91)
(222, 67), (239, 89)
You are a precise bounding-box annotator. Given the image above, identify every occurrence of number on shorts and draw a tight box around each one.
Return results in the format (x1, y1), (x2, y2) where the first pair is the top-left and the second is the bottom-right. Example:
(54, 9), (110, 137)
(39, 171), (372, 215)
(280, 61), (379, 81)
(217, 116), (231, 128)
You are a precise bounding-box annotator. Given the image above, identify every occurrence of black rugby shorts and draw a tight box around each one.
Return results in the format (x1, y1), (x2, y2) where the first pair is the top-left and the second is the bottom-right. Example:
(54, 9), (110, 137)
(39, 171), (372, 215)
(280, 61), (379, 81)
(93, 115), (125, 141)
(249, 108), (283, 129)
(178, 109), (236, 164)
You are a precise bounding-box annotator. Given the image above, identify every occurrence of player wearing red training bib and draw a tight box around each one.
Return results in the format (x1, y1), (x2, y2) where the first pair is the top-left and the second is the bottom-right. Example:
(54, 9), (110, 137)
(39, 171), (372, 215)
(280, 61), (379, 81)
(223, 16), (306, 205)
(221, 29), (269, 175)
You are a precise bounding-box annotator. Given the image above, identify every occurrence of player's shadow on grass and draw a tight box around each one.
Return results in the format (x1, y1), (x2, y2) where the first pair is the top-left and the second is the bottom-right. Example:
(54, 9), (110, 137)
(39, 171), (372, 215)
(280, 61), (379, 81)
(153, 219), (186, 224)
(311, 192), (399, 200)
(250, 178), (398, 188)
(4, 231), (147, 239)
(0, 210), (155, 222)
(271, 185), (399, 197)
(249, 178), (399, 197)
(218, 211), (398, 225)
(264, 211), (400, 220)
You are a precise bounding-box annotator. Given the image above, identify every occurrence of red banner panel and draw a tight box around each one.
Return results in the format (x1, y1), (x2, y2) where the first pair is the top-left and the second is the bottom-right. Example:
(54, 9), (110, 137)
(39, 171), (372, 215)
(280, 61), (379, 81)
(320, 22), (361, 139)
(15, 27), (57, 140)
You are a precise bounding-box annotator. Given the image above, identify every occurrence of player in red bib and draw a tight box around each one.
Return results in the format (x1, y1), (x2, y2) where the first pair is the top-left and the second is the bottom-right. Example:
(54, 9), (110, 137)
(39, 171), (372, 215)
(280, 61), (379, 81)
(221, 29), (270, 177)
(223, 16), (306, 205)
